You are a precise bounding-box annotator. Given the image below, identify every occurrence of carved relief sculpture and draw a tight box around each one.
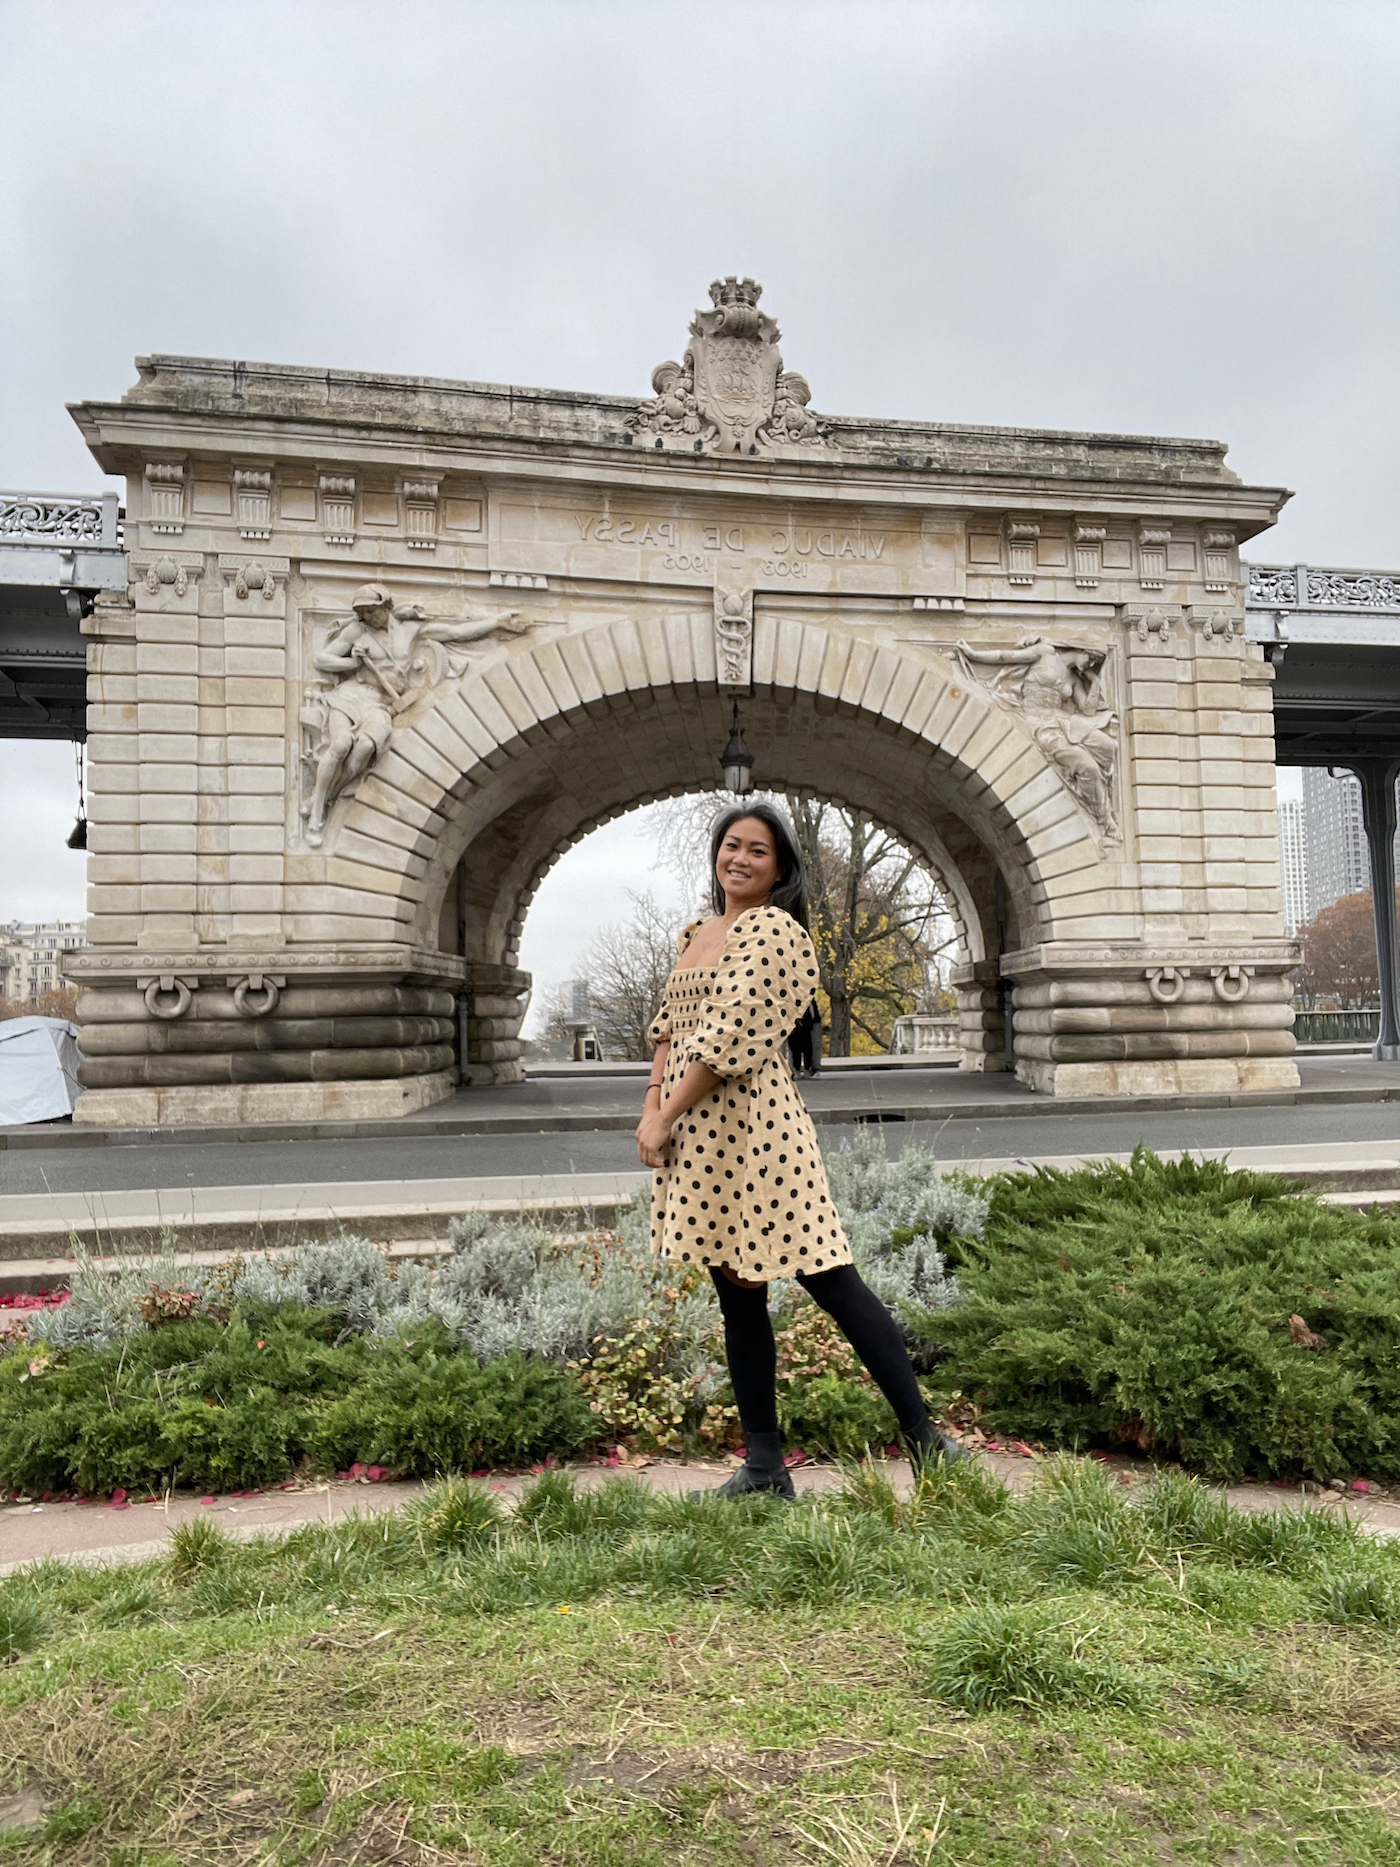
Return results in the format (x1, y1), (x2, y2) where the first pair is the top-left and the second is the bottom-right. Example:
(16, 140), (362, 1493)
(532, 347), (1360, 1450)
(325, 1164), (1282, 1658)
(715, 588), (754, 687)
(299, 584), (526, 846)
(1125, 603), (1179, 646)
(629, 277), (831, 454)
(1191, 606), (1237, 642)
(955, 636), (1121, 840)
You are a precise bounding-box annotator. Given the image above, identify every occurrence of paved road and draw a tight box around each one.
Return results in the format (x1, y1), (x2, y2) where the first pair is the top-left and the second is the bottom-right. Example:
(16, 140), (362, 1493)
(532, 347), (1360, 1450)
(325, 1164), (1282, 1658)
(7, 1098), (1400, 1198)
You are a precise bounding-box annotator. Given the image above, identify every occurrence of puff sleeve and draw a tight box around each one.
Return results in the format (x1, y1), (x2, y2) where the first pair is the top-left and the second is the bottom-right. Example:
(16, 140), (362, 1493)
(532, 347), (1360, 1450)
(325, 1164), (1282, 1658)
(682, 907), (818, 1078)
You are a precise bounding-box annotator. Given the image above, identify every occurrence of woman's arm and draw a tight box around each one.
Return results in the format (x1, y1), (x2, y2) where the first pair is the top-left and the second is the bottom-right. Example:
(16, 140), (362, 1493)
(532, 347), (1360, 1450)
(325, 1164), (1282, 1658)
(636, 1053), (721, 1167)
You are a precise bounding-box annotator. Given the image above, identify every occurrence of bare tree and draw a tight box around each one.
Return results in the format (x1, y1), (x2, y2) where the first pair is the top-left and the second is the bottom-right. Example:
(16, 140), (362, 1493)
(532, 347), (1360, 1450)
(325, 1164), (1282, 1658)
(791, 800), (956, 1053)
(650, 791), (958, 1056)
(586, 892), (686, 1059)
(0, 986), (79, 1024)
(531, 891), (686, 1061)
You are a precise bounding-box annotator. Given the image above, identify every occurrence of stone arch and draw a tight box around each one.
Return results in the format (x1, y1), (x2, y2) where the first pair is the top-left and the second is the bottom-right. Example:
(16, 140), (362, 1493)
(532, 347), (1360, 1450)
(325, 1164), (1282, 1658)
(320, 611), (1110, 1073)
(495, 778), (991, 980)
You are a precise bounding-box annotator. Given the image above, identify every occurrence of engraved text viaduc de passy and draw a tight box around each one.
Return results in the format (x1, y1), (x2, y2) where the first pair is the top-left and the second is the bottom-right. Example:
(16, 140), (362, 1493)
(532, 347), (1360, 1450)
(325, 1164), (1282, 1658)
(570, 513), (888, 580)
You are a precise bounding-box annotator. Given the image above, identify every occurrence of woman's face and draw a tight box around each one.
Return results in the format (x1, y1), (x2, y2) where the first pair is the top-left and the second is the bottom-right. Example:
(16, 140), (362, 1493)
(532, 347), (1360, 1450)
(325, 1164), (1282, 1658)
(716, 817), (781, 910)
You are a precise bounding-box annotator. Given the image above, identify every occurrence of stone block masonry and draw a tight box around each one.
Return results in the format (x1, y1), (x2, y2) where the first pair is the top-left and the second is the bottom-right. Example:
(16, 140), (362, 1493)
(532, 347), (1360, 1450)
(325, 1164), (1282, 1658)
(64, 279), (1298, 1123)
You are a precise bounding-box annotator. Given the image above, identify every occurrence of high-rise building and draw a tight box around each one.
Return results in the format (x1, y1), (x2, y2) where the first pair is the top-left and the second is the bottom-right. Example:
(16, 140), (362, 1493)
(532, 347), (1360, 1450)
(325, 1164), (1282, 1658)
(1301, 769), (1370, 916)
(1278, 797), (1308, 933)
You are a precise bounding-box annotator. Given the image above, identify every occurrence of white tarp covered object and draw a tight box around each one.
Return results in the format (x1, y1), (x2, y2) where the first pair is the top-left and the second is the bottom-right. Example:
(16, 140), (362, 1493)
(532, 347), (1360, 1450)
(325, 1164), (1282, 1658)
(0, 1017), (83, 1125)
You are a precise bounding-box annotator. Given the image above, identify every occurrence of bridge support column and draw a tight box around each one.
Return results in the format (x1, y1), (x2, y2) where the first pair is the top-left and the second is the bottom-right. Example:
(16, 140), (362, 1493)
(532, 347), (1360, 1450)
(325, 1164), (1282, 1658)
(1003, 947), (1300, 1096)
(1352, 761), (1400, 1061)
(950, 960), (1008, 1071)
(66, 951), (464, 1127)
(462, 964), (532, 1085)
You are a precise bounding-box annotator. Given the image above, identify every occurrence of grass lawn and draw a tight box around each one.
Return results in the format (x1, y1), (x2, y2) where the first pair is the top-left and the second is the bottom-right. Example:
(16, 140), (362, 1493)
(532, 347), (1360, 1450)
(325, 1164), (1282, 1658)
(0, 1461), (1397, 1864)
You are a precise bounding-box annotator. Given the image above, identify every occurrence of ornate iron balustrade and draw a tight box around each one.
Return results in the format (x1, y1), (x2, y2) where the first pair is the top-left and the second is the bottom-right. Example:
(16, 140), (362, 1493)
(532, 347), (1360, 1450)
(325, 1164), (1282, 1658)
(1247, 563), (1400, 613)
(0, 492), (121, 549)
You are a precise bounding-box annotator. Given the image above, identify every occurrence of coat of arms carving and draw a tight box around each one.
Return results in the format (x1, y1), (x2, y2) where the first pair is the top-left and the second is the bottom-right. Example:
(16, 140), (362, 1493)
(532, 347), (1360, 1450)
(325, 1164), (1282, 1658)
(629, 277), (832, 455)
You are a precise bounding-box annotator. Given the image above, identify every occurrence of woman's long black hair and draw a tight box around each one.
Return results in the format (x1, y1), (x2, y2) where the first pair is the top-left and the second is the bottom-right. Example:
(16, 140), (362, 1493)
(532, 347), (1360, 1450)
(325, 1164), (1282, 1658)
(708, 800), (809, 929)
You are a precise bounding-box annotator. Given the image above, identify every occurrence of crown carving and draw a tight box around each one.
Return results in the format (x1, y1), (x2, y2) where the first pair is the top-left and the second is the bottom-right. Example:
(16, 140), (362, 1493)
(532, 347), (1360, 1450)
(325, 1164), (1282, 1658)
(709, 275), (762, 309)
(627, 277), (831, 456)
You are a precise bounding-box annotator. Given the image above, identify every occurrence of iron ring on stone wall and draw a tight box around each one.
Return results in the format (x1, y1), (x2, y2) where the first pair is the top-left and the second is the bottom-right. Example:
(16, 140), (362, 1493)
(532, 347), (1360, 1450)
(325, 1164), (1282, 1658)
(1212, 966), (1253, 1003)
(143, 979), (192, 1020)
(1146, 966), (1189, 1005)
(233, 976), (282, 1018)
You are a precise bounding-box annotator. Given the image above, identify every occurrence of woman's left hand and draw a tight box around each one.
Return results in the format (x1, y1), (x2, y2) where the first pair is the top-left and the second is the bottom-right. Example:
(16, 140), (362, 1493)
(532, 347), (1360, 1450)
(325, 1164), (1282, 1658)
(635, 1103), (673, 1168)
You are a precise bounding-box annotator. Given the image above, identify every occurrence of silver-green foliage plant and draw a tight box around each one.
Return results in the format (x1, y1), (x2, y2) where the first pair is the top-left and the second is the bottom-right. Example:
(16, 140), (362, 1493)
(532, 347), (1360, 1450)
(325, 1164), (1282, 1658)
(386, 1213), (708, 1369)
(35, 1131), (971, 1375)
(825, 1128), (982, 1315)
(37, 1236), (210, 1350)
(230, 1233), (395, 1333)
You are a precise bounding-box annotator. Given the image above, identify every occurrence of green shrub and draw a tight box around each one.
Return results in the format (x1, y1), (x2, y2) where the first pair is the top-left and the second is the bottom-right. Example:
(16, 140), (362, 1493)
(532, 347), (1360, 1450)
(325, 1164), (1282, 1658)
(0, 1308), (599, 1495)
(305, 1346), (596, 1475)
(773, 1302), (899, 1457)
(911, 1149), (1400, 1481)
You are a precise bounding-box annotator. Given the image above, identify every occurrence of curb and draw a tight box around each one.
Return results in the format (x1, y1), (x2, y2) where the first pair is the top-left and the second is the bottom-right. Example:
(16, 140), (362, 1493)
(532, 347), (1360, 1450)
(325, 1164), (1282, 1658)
(5, 1153), (1400, 1285)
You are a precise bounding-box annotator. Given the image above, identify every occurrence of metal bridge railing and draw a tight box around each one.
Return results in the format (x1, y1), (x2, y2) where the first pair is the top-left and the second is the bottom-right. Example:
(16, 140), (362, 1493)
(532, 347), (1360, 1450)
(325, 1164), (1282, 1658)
(0, 492), (122, 549)
(1292, 1008), (1381, 1044)
(1246, 563), (1400, 613)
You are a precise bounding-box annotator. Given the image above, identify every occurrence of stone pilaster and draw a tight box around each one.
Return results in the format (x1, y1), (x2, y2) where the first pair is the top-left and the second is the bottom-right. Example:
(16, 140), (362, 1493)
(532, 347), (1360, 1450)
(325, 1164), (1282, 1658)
(950, 959), (1008, 1071)
(463, 964), (531, 1085)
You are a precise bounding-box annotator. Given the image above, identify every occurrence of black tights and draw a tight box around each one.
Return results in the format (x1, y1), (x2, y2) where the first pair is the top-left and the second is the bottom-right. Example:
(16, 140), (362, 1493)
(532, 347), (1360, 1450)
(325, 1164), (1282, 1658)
(708, 1264), (929, 1443)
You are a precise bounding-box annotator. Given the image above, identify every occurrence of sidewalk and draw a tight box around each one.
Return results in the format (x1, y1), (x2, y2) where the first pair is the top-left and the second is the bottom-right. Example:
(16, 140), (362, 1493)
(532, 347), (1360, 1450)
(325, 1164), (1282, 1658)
(6, 1052), (1400, 1155)
(2, 1450), (1394, 1579)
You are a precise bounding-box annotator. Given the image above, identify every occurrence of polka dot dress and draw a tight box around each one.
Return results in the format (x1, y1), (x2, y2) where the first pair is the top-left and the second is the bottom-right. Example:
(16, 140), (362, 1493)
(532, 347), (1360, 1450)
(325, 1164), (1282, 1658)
(647, 905), (852, 1283)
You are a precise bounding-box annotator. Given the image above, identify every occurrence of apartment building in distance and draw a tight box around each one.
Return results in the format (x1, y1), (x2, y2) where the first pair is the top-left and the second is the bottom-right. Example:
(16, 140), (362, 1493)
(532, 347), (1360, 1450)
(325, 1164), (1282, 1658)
(1280, 768), (1400, 933)
(1278, 796), (1308, 934)
(0, 921), (85, 1005)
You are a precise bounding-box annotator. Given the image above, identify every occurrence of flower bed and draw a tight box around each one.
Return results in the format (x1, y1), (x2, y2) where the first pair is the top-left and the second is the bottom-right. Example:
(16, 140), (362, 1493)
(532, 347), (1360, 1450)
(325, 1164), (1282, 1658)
(1, 1135), (972, 1496)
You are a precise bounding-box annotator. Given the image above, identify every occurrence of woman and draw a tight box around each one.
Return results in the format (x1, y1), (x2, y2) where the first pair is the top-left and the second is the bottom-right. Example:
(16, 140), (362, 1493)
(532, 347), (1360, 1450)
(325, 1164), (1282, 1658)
(636, 802), (963, 1498)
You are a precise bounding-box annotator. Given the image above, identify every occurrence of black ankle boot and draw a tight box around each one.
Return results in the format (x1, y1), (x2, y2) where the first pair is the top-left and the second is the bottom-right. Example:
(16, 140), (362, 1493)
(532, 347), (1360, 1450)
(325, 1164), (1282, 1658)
(909, 1418), (971, 1473)
(713, 1431), (796, 1500)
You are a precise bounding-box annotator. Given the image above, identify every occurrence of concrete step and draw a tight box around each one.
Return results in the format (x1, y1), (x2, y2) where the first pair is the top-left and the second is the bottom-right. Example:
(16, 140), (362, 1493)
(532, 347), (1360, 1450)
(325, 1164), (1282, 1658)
(4, 1146), (1400, 1294)
(0, 1172), (647, 1279)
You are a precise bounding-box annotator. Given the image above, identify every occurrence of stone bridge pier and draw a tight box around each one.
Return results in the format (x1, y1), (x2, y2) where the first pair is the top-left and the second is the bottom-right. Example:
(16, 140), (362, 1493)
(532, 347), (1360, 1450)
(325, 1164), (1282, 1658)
(64, 280), (1298, 1125)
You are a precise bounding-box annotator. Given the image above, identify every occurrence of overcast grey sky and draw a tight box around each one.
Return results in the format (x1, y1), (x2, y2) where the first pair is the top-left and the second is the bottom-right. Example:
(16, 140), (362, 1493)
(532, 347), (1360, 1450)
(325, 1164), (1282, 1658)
(1, 0), (1394, 994)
